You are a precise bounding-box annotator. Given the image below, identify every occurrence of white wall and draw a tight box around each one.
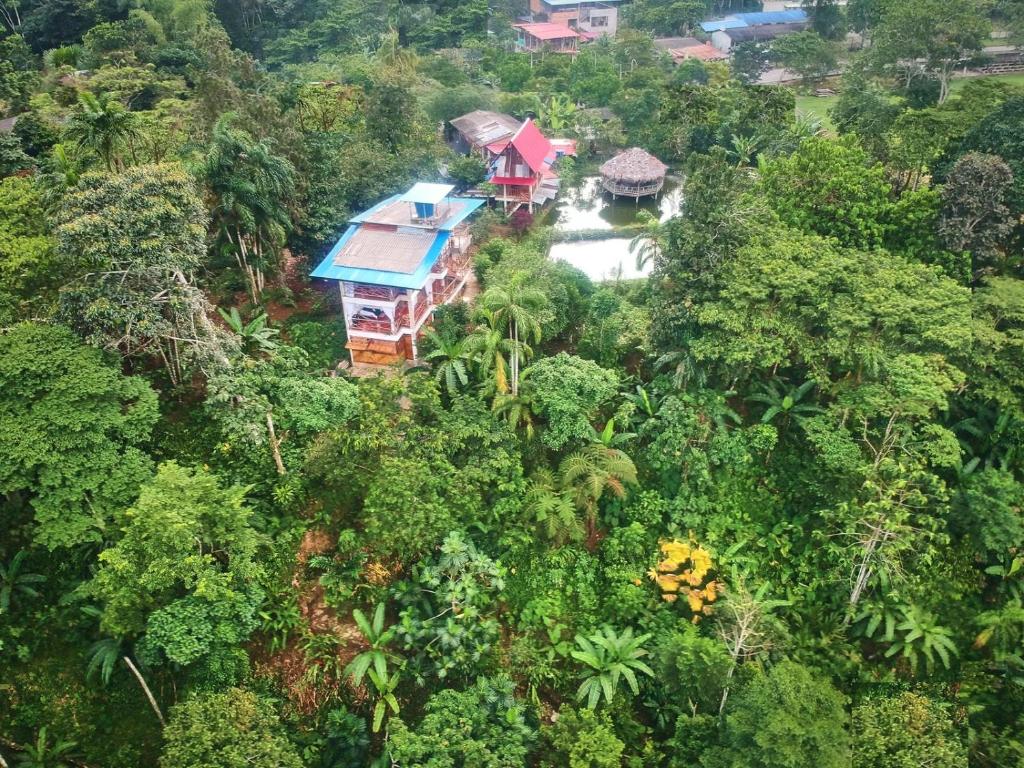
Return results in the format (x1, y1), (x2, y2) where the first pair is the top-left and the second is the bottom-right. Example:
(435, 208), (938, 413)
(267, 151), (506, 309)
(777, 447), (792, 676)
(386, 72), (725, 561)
(711, 29), (732, 52)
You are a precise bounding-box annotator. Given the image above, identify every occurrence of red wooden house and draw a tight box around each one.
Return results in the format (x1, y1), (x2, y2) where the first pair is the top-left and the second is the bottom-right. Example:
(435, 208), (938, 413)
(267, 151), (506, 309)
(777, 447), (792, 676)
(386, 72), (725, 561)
(488, 118), (561, 213)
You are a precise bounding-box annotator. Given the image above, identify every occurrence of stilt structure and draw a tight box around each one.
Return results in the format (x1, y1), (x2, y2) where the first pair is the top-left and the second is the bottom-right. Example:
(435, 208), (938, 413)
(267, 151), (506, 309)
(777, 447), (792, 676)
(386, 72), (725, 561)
(599, 147), (668, 200)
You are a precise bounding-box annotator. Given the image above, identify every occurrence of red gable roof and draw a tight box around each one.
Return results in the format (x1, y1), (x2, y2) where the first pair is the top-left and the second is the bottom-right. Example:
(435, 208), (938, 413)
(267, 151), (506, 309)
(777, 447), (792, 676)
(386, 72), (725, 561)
(510, 119), (553, 174)
(515, 22), (579, 41)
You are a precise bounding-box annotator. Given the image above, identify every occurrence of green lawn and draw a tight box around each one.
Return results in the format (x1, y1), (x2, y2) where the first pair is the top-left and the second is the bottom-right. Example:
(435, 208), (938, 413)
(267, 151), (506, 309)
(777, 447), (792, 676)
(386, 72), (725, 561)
(794, 72), (1024, 133)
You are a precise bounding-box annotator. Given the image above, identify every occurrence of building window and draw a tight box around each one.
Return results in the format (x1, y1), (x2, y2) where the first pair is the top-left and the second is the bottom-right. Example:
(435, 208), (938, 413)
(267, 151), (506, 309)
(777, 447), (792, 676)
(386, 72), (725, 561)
(590, 14), (608, 27)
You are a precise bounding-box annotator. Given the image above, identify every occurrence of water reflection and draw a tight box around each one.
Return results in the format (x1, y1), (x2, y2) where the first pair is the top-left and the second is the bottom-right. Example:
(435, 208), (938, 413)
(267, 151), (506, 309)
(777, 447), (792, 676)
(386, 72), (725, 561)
(553, 176), (682, 231)
(549, 238), (647, 281)
(548, 175), (681, 281)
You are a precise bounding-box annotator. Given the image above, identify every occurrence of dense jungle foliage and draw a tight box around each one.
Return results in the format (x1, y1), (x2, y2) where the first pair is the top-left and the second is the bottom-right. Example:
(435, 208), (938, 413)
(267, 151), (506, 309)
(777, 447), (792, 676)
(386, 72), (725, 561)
(1, 0), (1024, 766)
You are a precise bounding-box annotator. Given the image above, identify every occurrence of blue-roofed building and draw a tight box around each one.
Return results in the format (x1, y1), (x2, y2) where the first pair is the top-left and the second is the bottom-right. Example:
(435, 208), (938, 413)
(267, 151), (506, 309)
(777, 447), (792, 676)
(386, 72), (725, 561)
(311, 183), (485, 365)
(699, 7), (808, 33)
(701, 7), (809, 51)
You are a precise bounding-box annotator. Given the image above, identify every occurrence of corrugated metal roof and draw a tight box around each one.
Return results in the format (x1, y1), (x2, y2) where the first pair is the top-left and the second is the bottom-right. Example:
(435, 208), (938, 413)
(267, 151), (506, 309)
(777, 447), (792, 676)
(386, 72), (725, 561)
(449, 110), (521, 147)
(724, 23), (808, 41)
(700, 8), (806, 31)
(310, 196), (485, 288)
(734, 9), (807, 24)
(515, 22), (579, 41)
(400, 183), (454, 205)
(700, 18), (747, 32)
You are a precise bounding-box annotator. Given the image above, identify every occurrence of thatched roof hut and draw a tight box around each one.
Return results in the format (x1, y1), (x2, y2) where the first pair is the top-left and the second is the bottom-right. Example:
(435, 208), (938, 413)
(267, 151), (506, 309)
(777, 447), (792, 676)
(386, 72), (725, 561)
(600, 148), (668, 199)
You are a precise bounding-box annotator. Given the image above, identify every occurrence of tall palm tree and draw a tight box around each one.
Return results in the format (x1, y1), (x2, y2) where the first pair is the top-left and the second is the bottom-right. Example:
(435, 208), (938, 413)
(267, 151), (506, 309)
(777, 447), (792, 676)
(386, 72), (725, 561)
(465, 307), (512, 395)
(194, 113), (295, 303)
(559, 443), (637, 543)
(628, 210), (667, 272)
(64, 91), (140, 171)
(422, 329), (470, 397)
(480, 280), (546, 397)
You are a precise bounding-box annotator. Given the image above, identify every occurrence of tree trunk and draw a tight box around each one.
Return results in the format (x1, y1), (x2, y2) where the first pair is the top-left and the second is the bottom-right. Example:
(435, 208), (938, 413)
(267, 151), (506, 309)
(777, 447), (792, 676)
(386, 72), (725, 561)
(718, 659), (737, 716)
(123, 656), (165, 727)
(265, 411), (287, 475)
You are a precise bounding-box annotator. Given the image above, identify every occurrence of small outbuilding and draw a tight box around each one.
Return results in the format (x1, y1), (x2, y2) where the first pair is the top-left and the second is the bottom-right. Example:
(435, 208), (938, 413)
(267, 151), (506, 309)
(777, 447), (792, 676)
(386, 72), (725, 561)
(599, 147), (668, 200)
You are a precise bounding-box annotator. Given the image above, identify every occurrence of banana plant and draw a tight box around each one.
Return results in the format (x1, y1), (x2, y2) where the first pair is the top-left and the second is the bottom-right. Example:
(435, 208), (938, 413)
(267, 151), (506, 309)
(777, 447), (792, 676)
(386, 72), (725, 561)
(367, 667), (401, 733)
(15, 726), (76, 768)
(218, 306), (280, 354)
(746, 377), (823, 426)
(0, 550), (44, 613)
(345, 603), (398, 687)
(588, 418), (637, 448)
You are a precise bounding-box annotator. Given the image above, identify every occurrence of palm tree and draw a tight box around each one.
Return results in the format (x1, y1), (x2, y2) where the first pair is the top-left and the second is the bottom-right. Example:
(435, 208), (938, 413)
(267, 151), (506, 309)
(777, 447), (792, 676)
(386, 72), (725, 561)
(15, 727), (76, 768)
(0, 550), (44, 613)
(628, 210), (667, 272)
(465, 307), (512, 395)
(422, 330), (470, 396)
(523, 468), (583, 545)
(655, 347), (706, 390)
(572, 626), (654, 709)
(559, 443), (637, 543)
(64, 91), (140, 171)
(218, 306), (280, 354)
(480, 280), (546, 397)
(492, 390), (538, 440)
(194, 114), (295, 303)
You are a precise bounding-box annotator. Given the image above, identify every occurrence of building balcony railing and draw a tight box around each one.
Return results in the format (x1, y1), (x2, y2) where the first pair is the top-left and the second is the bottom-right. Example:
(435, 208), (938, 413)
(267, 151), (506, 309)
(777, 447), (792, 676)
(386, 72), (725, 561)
(344, 283), (403, 302)
(349, 316), (395, 334)
(433, 277), (463, 304)
(493, 185), (534, 201)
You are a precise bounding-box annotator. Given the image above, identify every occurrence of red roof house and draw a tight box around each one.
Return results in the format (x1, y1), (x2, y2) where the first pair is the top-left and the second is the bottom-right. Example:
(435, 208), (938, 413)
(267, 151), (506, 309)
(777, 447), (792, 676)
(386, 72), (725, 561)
(514, 22), (580, 52)
(489, 118), (560, 212)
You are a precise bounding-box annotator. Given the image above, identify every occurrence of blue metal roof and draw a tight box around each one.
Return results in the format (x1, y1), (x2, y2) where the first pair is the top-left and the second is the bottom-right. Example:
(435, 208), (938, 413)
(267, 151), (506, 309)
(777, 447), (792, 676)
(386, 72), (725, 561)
(700, 9), (806, 32)
(311, 228), (453, 289)
(734, 9), (807, 25)
(347, 194), (484, 231)
(310, 196), (485, 289)
(700, 18), (747, 32)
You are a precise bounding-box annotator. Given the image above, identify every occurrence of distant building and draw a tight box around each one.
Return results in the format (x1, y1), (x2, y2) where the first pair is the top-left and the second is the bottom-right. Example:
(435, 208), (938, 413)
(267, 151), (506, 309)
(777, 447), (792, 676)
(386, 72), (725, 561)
(761, 0), (847, 11)
(653, 36), (728, 63)
(700, 9), (809, 51)
(514, 21), (580, 52)
(528, 0), (623, 38)
(711, 22), (808, 52)
(310, 183), (484, 366)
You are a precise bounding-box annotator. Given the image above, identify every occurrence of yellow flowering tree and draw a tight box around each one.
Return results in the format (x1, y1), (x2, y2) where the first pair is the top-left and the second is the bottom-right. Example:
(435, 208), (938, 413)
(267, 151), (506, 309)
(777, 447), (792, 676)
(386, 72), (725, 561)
(648, 537), (719, 621)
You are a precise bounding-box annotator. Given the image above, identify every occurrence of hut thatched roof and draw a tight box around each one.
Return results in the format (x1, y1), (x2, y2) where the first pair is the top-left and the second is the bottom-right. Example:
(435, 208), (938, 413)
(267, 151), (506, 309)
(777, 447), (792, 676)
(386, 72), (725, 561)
(600, 148), (668, 185)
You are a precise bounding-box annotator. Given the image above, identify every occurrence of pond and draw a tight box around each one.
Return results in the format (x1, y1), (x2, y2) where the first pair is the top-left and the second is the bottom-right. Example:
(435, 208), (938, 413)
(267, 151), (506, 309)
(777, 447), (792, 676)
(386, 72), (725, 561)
(552, 175), (682, 231)
(547, 175), (681, 282)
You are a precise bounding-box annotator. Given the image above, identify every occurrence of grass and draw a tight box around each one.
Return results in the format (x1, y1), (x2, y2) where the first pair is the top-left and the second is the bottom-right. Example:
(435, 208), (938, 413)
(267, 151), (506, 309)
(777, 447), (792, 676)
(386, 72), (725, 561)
(793, 72), (1024, 133)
